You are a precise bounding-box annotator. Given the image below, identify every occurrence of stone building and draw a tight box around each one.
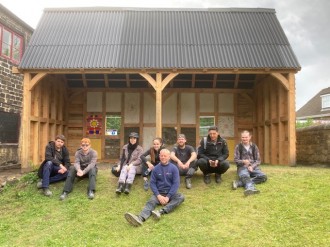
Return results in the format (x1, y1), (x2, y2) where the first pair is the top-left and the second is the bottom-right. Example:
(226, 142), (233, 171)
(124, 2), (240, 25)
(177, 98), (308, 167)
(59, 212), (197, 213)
(0, 4), (33, 169)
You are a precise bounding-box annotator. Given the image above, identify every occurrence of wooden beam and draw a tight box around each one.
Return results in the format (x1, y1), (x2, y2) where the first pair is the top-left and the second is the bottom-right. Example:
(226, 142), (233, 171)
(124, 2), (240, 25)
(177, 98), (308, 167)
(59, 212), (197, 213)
(21, 73), (32, 171)
(29, 72), (47, 91)
(287, 73), (296, 165)
(270, 72), (289, 91)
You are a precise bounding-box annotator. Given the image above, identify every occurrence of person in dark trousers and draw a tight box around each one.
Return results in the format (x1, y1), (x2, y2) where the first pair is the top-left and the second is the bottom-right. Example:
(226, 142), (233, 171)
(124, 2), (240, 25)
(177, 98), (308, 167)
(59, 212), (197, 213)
(233, 130), (267, 196)
(124, 149), (185, 227)
(140, 137), (164, 191)
(170, 134), (197, 189)
(115, 132), (143, 195)
(37, 134), (70, 196)
(59, 138), (98, 200)
(196, 126), (230, 184)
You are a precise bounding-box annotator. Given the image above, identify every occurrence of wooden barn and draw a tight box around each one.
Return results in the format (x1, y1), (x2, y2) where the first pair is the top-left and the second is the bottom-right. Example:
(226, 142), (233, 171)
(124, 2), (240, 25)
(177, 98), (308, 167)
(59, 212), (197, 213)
(15, 8), (301, 170)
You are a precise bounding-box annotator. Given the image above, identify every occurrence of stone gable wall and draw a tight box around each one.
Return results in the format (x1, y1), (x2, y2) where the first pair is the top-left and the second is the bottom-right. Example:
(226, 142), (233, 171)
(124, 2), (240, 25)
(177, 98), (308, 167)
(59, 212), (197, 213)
(296, 124), (330, 165)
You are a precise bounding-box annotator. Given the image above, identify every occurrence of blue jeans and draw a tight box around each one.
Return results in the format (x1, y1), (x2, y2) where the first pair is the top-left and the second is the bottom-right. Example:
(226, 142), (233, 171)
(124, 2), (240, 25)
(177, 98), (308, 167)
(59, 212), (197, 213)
(140, 193), (185, 220)
(237, 167), (267, 189)
(41, 161), (68, 188)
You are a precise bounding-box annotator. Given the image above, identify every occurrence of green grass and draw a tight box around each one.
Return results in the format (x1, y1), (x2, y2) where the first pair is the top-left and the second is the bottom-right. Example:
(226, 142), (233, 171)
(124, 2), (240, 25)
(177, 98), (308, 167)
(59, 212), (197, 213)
(0, 165), (329, 247)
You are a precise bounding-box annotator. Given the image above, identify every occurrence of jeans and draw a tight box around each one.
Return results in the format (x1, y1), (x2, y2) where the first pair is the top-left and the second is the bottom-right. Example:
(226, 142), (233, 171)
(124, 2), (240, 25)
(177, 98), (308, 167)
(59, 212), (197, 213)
(119, 165), (138, 184)
(237, 167), (267, 189)
(62, 165), (98, 193)
(173, 160), (198, 176)
(140, 193), (185, 220)
(196, 158), (230, 175)
(41, 161), (68, 188)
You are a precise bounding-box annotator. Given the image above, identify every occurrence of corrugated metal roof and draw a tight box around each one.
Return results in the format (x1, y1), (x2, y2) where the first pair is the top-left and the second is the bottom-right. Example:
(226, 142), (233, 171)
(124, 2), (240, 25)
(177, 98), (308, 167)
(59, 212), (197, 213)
(19, 8), (301, 70)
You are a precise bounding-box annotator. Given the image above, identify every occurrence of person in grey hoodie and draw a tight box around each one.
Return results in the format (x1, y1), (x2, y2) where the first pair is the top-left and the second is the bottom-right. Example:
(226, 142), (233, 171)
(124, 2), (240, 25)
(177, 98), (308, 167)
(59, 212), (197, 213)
(115, 132), (143, 195)
(59, 138), (98, 200)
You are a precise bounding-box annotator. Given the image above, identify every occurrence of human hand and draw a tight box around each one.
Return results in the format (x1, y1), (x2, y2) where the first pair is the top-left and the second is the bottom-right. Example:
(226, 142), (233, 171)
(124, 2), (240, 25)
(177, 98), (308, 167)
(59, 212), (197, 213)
(77, 170), (84, 177)
(116, 166), (120, 172)
(248, 166), (254, 172)
(147, 163), (155, 170)
(243, 160), (250, 167)
(157, 195), (169, 205)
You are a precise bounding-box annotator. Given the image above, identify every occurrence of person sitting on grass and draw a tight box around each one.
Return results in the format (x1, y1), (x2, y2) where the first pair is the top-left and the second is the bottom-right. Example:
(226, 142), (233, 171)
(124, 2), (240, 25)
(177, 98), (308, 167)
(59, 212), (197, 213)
(233, 130), (267, 196)
(59, 138), (98, 200)
(124, 149), (185, 227)
(115, 132), (143, 195)
(140, 137), (164, 191)
(170, 134), (197, 189)
(37, 134), (70, 197)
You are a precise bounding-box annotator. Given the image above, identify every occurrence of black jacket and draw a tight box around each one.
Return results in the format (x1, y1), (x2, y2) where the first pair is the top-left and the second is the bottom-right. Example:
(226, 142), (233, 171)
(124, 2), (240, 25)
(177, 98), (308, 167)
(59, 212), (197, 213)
(197, 135), (229, 162)
(37, 141), (71, 178)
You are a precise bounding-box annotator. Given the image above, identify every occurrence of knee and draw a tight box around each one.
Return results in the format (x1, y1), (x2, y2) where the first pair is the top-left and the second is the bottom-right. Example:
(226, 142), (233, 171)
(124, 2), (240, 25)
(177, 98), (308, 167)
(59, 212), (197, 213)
(196, 158), (207, 167)
(43, 161), (53, 169)
(220, 160), (230, 169)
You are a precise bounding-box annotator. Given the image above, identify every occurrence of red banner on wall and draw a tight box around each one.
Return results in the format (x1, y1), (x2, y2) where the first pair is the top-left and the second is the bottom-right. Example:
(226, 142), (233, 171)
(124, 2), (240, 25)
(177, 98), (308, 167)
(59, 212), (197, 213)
(86, 114), (102, 135)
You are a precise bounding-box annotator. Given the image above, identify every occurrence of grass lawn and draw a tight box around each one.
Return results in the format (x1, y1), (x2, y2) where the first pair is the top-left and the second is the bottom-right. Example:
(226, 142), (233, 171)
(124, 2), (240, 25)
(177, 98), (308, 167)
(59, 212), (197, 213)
(0, 164), (329, 247)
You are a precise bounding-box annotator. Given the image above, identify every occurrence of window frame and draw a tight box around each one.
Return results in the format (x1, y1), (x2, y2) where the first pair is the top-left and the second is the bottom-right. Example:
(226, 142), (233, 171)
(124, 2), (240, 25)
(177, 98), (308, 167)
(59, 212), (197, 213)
(0, 24), (23, 64)
(321, 94), (330, 109)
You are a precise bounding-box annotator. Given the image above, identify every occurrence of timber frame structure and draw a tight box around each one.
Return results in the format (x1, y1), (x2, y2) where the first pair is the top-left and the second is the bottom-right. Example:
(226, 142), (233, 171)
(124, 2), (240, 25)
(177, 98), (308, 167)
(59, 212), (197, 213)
(16, 8), (300, 170)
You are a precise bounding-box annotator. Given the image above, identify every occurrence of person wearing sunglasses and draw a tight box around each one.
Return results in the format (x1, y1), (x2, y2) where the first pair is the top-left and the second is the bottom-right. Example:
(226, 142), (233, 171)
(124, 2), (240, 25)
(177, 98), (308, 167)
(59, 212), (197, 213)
(59, 138), (98, 200)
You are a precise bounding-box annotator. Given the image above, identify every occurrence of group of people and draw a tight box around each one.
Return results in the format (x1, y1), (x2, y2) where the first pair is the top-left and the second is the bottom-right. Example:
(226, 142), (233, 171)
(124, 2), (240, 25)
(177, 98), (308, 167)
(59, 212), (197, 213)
(37, 126), (267, 227)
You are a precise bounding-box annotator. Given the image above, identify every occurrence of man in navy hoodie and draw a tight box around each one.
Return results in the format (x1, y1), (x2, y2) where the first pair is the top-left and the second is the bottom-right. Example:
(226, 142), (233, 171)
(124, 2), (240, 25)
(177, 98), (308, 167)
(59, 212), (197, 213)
(125, 149), (185, 227)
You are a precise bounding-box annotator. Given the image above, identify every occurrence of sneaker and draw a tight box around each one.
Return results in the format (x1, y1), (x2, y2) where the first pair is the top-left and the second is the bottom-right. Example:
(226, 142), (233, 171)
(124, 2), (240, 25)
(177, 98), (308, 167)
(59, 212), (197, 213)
(43, 188), (52, 196)
(185, 177), (192, 189)
(88, 190), (95, 200)
(203, 174), (211, 184)
(244, 188), (260, 196)
(232, 180), (238, 190)
(124, 212), (143, 227)
(215, 174), (222, 184)
(37, 181), (42, 189)
(143, 180), (149, 191)
(59, 192), (68, 201)
(151, 210), (164, 220)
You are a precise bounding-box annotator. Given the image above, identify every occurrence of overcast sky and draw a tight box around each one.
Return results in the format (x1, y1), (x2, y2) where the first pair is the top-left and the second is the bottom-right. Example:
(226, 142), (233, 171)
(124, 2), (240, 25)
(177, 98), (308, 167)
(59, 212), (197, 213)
(1, 0), (329, 110)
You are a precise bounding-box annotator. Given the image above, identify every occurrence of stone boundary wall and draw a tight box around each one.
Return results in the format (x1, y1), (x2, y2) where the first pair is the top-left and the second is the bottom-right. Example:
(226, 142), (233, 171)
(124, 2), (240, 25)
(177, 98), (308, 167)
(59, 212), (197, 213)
(296, 123), (330, 165)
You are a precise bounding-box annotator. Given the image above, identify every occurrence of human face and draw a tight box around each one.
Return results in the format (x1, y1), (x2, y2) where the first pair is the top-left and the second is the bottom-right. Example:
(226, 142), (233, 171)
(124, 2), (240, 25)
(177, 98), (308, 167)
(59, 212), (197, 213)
(177, 137), (186, 147)
(153, 139), (162, 151)
(55, 139), (64, 149)
(81, 142), (90, 152)
(129, 137), (137, 145)
(241, 132), (251, 145)
(208, 130), (218, 141)
(159, 150), (170, 165)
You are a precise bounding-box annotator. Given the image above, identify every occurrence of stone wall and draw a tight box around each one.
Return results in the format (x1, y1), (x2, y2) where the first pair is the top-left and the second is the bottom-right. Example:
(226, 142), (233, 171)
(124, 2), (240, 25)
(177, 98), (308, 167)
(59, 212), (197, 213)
(0, 5), (33, 169)
(296, 123), (330, 165)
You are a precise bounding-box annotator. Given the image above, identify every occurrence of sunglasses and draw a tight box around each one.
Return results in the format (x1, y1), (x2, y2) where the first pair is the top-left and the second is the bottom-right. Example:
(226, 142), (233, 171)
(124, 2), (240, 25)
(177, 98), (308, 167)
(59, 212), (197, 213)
(81, 144), (89, 147)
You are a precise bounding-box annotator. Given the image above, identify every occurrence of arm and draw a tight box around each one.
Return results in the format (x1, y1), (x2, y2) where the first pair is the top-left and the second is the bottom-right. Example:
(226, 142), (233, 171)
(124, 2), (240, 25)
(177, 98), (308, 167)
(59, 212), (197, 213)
(217, 140), (229, 161)
(44, 143), (60, 166)
(234, 144), (245, 167)
(150, 166), (160, 196)
(82, 150), (98, 175)
(167, 165), (180, 199)
(250, 145), (261, 169)
(62, 146), (71, 170)
(197, 139), (209, 161)
(170, 148), (184, 167)
(130, 146), (143, 166)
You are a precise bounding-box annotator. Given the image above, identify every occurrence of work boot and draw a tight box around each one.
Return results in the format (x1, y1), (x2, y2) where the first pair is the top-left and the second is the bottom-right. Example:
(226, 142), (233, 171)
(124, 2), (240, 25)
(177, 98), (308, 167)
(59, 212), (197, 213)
(215, 174), (222, 184)
(151, 209), (165, 220)
(59, 191), (68, 200)
(87, 190), (95, 200)
(203, 174), (211, 184)
(143, 180), (149, 191)
(185, 177), (192, 189)
(124, 212), (143, 227)
(115, 183), (124, 194)
(232, 180), (243, 190)
(124, 183), (132, 194)
(244, 187), (260, 196)
(43, 188), (52, 196)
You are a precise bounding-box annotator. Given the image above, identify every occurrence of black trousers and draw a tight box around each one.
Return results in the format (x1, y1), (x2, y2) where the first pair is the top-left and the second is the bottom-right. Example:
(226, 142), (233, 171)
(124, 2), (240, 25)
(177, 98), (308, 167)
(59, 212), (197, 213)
(63, 166), (98, 193)
(196, 158), (230, 175)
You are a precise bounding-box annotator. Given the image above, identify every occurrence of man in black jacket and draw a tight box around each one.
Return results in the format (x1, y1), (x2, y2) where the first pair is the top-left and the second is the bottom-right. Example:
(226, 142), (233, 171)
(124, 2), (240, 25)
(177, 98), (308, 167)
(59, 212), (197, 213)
(196, 126), (230, 184)
(37, 135), (71, 196)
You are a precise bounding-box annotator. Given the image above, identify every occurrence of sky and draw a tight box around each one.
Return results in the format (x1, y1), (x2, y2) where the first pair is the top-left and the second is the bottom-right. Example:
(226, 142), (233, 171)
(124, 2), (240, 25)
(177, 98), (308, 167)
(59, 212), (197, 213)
(1, 0), (329, 110)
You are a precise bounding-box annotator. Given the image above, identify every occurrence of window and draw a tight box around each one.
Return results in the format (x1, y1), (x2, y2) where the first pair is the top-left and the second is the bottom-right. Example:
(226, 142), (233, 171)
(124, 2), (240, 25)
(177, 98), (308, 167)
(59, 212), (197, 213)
(0, 25), (23, 64)
(321, 94), (330, 109)
(199, 116), (215, 137)
(0, 111), (20, 143)
(105, 114), (121, 136)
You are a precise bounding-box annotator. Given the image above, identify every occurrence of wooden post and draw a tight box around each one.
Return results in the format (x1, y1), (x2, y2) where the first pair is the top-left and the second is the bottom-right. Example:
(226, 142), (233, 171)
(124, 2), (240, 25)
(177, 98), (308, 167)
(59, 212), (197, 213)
(288, 73), (296, 165)
(20, 73), (32, 171)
